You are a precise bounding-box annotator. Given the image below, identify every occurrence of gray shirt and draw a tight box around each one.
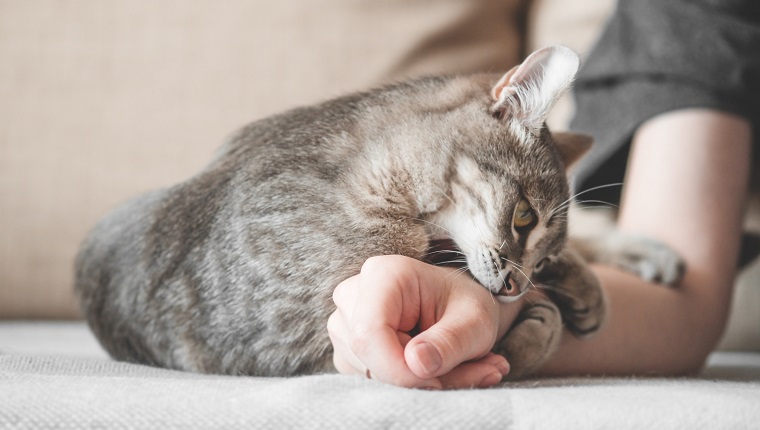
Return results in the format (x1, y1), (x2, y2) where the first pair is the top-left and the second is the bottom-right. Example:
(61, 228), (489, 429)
(570, 0), (760, 203)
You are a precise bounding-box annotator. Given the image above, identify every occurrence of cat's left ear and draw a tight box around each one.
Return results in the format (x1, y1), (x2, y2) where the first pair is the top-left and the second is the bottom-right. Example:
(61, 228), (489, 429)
(491, 45), (579, 130)
(552, 131), (593, 170)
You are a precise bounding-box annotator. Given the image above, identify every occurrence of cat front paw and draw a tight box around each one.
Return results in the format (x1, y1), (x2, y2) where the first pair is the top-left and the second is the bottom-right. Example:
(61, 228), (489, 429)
(533, 247), (605, 337)
(494, 300), (562, 381)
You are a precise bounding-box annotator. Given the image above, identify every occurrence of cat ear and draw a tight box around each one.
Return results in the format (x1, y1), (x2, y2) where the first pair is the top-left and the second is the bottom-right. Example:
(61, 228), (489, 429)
(552, 131), (593, 170)
(491, 45), (580, 130)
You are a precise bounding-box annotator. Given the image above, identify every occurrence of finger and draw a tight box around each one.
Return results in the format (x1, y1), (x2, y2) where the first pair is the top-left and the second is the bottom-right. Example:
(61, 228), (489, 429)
(438, 353), (510, 389)
(328, 309), (369, 375)
(332, 347), (359, 375)
(329, 309), (417, 378)
(333, 274), (360, 309)
(405, 274), (501, 379)
(333, 271), (417, 380)
(396, 331), (412, 348)
(349, 256), (442, 389)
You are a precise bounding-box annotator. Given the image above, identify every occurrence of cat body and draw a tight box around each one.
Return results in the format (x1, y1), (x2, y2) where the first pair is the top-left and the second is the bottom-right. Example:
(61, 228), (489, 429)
(76, 46), (606, 378)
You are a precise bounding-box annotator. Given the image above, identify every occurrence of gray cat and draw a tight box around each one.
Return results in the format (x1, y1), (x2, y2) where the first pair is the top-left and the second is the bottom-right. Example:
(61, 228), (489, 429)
(75, 46), (680, 380)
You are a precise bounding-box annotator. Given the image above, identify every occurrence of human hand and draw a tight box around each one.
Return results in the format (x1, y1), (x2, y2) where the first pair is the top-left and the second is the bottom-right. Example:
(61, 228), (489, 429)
(328, 255), (515, 389)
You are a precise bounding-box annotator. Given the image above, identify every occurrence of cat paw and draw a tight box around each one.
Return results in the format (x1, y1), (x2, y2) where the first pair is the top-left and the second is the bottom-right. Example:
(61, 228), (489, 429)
(494, 301), (562, 381)
(608, 235), (686, 286)
(533, 247), (605, 338)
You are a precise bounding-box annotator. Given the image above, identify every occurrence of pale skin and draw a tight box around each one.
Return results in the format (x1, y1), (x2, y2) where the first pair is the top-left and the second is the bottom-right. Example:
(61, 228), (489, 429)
(328, 108), (752, 388)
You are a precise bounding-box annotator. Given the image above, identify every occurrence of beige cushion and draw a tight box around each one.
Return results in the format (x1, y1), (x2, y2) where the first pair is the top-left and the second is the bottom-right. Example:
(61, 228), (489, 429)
(0, 0), (524, 318)
(526, 0), (616, 129)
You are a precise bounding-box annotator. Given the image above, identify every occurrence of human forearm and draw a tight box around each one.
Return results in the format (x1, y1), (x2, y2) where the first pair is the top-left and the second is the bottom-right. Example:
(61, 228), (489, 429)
(540, 109), (751, 376)
(539, 265), (732, 376)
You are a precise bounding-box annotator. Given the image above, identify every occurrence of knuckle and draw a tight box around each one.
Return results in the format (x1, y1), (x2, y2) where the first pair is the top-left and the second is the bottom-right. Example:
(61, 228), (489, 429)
(361, 255), (417, 277)
(361, 255), (388, 274)
(326, 312), (340, 337)
(332, 281), (346, 306)
(348, 323), (374, 357)
(433, 325), (467, 357)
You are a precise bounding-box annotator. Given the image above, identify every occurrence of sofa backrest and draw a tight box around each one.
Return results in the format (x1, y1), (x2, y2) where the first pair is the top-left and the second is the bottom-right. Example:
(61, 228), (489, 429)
(0, 0), (529, 318)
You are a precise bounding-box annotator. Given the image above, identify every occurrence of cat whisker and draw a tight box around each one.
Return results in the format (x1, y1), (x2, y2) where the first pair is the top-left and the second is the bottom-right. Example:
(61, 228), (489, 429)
(432, 259), (468, 267)
(431, 184), (459, 211)
(443, 266), (471, 283)
(548, 182), (623, 219)
(500, 256), (525, 270)
(573, 199), (619, 209)
(511, 264), (538, 292)
(422, 249), (467, 258)
(548, 183), (623, 218)
(405, 217), (477, 254)
(404, 217), (453, 236)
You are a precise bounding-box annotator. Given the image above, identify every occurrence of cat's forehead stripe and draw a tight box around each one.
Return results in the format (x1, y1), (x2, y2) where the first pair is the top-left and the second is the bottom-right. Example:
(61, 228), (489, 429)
(452, 177), (489, 215)
(525, 224), (547, 256)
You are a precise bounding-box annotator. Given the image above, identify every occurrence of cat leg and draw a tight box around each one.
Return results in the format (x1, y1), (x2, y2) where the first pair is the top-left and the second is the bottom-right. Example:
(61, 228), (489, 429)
(533, 246), (606, 337)
(568, 205), (685, 285)
(493, 247), (605, 380)
(493, 300), (562, 381)
(570, 234), (686, 286)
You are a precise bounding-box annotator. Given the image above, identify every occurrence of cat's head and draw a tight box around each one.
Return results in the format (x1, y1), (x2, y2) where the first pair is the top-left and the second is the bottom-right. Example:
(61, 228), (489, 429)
(430, 45), (591, 300)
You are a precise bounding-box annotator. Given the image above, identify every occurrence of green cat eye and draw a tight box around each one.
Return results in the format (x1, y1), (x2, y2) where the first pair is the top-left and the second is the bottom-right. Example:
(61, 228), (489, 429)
(513, 199), (534, 228)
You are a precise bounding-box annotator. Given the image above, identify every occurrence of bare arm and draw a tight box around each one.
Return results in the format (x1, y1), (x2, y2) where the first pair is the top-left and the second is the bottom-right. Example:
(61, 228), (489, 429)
(538, 109), (752, 376)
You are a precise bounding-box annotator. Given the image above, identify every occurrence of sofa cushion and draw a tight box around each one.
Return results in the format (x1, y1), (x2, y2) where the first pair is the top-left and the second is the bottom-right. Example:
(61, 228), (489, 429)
(0, 0), (524, 318)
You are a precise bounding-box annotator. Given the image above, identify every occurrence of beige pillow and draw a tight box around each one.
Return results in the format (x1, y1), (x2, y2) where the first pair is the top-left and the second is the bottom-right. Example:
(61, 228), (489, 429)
(0, 0), (524, 318)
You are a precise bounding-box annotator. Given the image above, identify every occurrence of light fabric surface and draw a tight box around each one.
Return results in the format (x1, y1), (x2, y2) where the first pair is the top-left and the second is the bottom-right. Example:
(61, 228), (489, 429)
(1, 322), (760, 429)
(2, 354), (759, 429)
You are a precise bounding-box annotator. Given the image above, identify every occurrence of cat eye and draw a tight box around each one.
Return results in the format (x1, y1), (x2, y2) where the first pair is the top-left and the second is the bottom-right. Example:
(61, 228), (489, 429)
(513, 199), (535, 229)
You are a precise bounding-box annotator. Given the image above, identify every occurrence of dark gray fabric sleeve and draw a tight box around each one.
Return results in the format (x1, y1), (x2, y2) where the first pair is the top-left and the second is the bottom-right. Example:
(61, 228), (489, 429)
(569, 0), (760, 204)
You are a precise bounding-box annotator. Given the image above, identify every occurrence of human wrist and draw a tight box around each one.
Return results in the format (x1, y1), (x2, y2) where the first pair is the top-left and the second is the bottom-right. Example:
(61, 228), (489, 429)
(495, 292), (534, 340)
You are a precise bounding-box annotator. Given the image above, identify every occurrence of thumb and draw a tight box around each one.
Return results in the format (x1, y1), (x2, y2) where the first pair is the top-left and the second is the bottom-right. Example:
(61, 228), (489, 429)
(403, 282), (500, 379)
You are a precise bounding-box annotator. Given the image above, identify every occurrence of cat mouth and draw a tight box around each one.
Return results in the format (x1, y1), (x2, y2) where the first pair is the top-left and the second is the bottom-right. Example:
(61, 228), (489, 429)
(496, 272), (522, 297)
(425, 239), (524, 297)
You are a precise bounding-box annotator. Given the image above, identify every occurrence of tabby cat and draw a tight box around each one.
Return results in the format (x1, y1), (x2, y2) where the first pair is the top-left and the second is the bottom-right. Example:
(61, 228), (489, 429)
(75, 46), (680, 380)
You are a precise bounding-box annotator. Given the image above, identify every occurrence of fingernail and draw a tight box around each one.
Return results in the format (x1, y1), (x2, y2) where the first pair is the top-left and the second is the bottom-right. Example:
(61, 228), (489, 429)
(478, 371), (503, 388)
(412, 342), (442, 375)
(420, 383), (442, 391)
(496, 360), (510, 376)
